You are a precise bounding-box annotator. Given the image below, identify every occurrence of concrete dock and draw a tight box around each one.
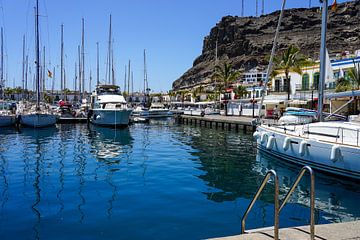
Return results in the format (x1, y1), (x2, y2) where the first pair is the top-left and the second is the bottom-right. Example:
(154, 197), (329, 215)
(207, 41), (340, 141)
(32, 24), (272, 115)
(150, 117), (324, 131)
(176, 115), (264, 132)
(210, 221), (360, 240)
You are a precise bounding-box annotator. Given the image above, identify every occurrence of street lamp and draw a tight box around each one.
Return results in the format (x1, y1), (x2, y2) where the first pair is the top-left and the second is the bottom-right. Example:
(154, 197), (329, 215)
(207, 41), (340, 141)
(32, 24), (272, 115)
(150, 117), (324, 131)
(252, 85), (256, 117)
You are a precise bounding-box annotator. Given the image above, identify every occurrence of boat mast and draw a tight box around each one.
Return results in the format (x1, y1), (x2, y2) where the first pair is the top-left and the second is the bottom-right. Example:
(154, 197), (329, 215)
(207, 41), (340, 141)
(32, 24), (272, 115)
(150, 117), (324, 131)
(35, 0), (40, 109)
(22, 35), (25, 100)
(51, 66), (54, 95)
(258, 0), (286, 119)
(60, 24), (64, 100)
(42, 45), (46, 100)
(143, 49), (147, 103)
(96, 42), (99, 86)
(124, 65), (127, 93)
(89, 70), (92, 93)
(318, 0), (328, 122)
(131, 71), (133, 95)
(241, 0), (244, 17)
(25, 55), (29, 98)
(78, 45), (81, 101)
(0, 28), (4, 100)
(107, 14), (112, 85)
(74, 62), (77, 96)
(127, 60), (131, 94)
(112, 47), (115, 85)
(81, 18), (85, 100)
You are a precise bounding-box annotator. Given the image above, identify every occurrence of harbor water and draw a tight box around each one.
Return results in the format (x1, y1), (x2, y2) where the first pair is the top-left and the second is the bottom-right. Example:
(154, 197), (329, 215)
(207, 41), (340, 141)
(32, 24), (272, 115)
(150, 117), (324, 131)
(0, 119), (359, 239)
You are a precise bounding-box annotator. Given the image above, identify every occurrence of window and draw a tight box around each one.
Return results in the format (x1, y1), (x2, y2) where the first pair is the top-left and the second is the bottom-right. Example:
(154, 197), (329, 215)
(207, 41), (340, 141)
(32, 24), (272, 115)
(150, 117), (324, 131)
(275, 79), (281, 92)
(302, 73), (310, 90)
(313, 72), (320, 90)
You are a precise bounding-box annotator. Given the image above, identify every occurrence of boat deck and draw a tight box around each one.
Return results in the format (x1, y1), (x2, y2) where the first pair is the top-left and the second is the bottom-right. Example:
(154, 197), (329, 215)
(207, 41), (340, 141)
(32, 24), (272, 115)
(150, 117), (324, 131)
(210, 220), (360, 240)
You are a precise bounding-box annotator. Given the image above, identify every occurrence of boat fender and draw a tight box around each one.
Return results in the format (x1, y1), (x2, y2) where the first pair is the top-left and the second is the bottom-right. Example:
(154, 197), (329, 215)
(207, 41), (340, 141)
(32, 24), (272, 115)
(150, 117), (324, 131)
(266, 136), (276, 150)
(330, 145), (341, 162)
(253, 131), (261, 139)
(299, 140), (308, 156)
(283, 137), (291, 151)
(260, 132), (268, 144)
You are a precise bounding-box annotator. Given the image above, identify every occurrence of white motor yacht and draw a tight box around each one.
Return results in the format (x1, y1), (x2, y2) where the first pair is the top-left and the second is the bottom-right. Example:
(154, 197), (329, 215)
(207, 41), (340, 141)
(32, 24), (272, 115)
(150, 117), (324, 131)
(148, 102), (171, 118)
(89, 85), (132, 127)
(132, 105), (150, 118)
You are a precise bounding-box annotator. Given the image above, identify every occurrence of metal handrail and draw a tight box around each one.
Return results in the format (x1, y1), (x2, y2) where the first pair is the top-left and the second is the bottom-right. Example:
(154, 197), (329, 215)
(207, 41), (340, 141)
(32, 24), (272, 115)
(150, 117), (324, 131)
(241, 170), (279, 240)
(279, 166), (315, 240)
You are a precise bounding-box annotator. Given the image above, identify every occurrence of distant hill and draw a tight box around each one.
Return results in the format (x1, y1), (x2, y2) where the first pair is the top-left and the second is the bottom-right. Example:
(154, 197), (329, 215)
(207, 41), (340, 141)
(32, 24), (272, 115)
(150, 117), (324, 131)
(172, 0), (360, 90)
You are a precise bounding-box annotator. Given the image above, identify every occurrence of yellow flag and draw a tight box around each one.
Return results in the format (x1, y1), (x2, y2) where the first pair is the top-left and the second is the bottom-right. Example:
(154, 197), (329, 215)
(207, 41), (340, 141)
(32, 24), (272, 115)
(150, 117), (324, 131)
(331, 0), (338, 11)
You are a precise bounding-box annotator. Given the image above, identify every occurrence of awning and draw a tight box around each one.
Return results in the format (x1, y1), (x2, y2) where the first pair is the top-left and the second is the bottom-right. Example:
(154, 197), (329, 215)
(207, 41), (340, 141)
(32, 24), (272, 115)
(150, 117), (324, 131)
(289, 100), (308, 105)
(325, 90), (360, 99)
(263, 99), (286, 104)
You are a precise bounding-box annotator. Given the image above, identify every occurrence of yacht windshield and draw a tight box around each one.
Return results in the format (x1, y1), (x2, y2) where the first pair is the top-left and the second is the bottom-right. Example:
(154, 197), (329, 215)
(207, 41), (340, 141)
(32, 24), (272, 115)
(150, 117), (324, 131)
(97, 86), (121, 95)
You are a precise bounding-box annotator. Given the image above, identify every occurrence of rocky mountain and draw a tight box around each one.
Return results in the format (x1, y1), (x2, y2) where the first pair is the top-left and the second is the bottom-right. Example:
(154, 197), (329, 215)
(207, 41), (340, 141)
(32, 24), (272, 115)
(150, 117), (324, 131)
(172, 0), (360, 90)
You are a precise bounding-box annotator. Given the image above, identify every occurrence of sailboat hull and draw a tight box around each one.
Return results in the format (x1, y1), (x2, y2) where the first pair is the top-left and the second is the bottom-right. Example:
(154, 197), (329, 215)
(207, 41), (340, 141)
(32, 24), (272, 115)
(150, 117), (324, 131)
(256, 125), (360, 179)
(91, 109), (132, 127)
(0, 115), (16, 127)
(20, 113), (57, 128)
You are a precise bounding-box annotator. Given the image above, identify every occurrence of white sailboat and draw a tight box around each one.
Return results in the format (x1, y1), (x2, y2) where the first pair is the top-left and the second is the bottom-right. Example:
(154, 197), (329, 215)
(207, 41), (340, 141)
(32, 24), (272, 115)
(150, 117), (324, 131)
(254, 0), (360, 179)
(0, 102), (16, 127)
(0, 27), (15, 127)
(19, 0), (57, 128)
(89, 85), (132, 127)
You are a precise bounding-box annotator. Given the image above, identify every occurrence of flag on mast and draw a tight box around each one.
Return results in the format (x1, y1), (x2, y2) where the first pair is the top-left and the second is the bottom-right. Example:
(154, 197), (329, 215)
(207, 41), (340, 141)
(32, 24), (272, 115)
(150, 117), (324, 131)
(331, 0), (337, 11)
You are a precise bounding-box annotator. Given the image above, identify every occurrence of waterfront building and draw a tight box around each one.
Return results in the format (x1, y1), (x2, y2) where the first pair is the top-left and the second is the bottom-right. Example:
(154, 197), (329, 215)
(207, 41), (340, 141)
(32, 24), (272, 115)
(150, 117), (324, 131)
(270, 55), (360, 101)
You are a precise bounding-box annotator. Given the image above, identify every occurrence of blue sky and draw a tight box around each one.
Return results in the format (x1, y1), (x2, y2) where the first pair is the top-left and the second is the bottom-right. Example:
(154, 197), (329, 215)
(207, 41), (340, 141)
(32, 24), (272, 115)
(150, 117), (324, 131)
(0, 0), (348, 92)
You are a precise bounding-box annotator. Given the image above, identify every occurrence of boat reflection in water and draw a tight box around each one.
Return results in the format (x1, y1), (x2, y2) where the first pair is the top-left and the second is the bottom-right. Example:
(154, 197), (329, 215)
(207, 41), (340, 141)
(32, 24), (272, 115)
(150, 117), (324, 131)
(180, 125), (360, 230)
(19, 125), (58, 140)
(88, 125), (133, 160)
(255, 150), (360, 223)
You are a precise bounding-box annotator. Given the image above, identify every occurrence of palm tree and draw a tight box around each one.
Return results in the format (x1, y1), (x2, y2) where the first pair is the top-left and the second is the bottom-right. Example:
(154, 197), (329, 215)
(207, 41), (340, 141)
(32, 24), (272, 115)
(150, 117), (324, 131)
(234, 85), (248, 99)
(212, 63), (240, 115)
(335, 77), (352, 92)
(349, 61), (360, 89)
(272, 45), (312, 100)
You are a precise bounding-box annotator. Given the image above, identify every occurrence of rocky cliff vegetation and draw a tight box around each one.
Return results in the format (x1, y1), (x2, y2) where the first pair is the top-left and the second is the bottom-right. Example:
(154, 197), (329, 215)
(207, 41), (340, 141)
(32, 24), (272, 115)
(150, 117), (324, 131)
(172, 0), (360, 90)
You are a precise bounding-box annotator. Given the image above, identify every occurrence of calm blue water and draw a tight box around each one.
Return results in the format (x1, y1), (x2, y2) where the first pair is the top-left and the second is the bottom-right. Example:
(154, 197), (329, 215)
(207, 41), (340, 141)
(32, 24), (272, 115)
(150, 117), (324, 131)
(0, 120), (359, 239)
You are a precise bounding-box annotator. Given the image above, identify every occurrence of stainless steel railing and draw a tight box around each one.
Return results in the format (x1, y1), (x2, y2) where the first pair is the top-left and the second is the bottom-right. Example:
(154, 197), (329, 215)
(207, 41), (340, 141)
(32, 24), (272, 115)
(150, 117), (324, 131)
(279, 166), (315, 240)
(241, 170), (279, 239)
(241, 166), (315, 240)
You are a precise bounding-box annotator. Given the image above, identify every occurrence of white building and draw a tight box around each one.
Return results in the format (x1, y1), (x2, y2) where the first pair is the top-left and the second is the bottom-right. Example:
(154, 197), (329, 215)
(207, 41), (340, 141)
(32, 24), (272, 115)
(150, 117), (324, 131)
(271, 56), (360, 100)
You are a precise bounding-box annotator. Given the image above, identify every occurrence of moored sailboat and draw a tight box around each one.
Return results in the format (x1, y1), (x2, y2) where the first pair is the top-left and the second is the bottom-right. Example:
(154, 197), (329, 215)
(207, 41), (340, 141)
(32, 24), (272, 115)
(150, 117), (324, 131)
(0, 27), (15, 127)
(19, 0), (57, 128)
(254, 0), (360, 179)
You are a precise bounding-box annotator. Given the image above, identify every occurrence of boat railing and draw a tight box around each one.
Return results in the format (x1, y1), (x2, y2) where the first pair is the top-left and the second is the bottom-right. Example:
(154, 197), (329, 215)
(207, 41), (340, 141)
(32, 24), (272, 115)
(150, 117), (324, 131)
(241, 170), (279, 239)
(241, 166), (315, 240)
(331, 126), (360, 147)
(279, 166), (315, 240)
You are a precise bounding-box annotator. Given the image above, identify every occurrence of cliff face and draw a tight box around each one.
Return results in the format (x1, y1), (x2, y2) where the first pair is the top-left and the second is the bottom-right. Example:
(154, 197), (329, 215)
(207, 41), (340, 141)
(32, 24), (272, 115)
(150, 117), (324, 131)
(172, 1), (360, 90)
